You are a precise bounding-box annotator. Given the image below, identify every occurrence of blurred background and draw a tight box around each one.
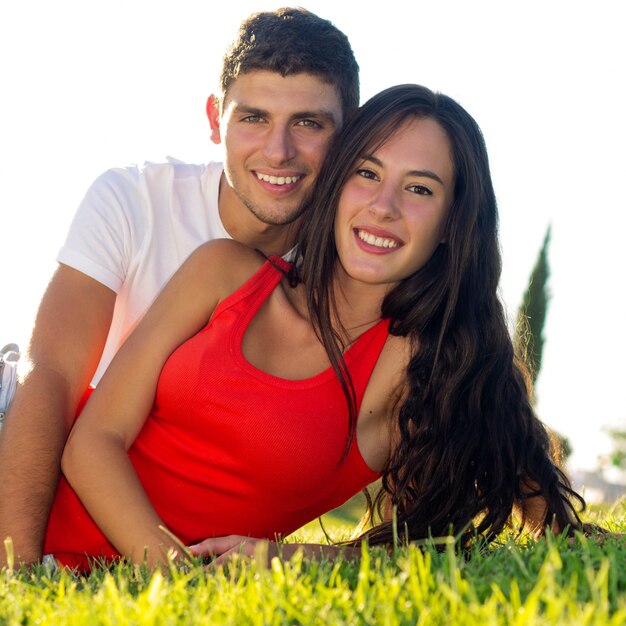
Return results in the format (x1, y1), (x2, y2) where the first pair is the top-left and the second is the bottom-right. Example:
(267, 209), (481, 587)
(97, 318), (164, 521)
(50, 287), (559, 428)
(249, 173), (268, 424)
(1, 0), (625, 498)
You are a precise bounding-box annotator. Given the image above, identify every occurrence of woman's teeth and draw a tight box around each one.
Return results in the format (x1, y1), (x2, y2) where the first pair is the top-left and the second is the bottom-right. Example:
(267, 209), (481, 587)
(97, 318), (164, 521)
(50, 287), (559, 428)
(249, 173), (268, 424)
(357, 230), (399, 248)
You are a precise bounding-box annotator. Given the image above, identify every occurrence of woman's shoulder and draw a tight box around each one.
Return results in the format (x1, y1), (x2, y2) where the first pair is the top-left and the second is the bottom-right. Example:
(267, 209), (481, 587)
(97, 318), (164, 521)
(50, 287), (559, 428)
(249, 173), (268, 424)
(376, 333), (412, 382)
(185, 238), (267, 291)
(171, 239), (265, 302)
(365, 333), (412, 408)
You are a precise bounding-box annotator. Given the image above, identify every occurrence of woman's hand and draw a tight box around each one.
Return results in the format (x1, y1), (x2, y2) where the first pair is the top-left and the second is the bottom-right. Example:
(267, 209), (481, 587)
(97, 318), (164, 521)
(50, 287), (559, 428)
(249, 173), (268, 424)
(187, 535), (359, 567)
(187, 536), (288, 567)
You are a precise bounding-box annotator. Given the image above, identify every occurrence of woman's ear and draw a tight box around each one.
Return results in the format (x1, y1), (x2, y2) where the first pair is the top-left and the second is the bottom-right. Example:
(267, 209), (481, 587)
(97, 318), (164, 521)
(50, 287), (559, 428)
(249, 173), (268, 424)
(206, 95), (221, 145)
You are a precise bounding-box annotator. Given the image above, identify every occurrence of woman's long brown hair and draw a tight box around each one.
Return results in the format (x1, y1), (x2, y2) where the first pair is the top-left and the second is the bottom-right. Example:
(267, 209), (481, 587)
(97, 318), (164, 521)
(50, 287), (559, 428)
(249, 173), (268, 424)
(291, 84), (584, 548)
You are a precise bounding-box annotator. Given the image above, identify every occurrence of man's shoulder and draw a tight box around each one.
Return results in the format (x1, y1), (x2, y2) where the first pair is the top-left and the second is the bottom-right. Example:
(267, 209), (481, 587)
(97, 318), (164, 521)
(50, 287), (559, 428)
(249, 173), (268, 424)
(101, 157), (222, 183)
(75, 157), (225, 232)
(150, 157), (222, 178)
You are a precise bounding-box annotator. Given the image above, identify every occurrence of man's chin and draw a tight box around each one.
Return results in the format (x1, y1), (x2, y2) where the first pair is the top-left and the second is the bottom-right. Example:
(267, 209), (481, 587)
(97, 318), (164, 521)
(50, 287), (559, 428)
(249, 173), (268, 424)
(246, 203), (305, 227)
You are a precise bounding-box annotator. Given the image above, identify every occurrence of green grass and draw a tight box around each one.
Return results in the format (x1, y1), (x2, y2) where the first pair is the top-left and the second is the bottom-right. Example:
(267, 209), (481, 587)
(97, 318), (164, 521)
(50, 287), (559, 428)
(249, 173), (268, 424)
(2, 501), (626, 625)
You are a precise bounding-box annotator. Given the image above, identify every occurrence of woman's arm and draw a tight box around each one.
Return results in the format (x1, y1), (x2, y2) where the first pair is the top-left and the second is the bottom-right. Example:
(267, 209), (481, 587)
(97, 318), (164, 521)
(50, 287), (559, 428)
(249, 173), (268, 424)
(61, 240), (263, 567)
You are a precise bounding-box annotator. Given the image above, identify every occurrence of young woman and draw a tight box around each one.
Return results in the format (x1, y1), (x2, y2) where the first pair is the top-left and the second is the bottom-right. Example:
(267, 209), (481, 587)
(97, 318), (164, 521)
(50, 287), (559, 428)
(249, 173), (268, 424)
(43, 84), (585, 571)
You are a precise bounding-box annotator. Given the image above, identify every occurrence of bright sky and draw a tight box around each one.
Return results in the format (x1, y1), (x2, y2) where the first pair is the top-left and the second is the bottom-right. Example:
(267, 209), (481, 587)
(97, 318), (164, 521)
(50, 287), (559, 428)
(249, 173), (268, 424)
(1, 0), (625, 475)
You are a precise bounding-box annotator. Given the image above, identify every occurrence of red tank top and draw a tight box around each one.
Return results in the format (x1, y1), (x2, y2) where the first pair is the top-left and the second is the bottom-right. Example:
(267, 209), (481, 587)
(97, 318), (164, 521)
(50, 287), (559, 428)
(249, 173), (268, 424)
(44, 258), (388, 570)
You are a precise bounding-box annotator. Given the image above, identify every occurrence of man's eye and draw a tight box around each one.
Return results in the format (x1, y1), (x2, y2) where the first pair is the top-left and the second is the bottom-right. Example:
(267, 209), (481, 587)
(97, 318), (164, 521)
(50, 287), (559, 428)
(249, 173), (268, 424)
(296, 119), (321, 128)
(356, 168), (378, 180)
(242, 115), (263, 123)
(407, 184), (433, 196)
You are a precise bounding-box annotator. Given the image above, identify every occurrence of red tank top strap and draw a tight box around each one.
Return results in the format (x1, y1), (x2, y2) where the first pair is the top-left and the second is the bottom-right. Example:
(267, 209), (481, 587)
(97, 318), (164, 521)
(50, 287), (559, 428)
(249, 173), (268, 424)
(342, 318), (391, 411)
(209, 256), (291, 322)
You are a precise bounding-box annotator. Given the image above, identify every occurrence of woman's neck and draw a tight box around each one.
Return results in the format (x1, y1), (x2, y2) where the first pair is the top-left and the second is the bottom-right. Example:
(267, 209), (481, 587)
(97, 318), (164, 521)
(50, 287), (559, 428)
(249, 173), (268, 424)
(331, 268), (394, 344)
(282, 263), (394, 346)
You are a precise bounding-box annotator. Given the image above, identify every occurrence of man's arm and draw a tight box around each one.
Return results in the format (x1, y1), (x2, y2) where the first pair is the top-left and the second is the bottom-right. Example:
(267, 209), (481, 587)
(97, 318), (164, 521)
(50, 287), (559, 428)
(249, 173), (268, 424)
(0, 264), (115, 565)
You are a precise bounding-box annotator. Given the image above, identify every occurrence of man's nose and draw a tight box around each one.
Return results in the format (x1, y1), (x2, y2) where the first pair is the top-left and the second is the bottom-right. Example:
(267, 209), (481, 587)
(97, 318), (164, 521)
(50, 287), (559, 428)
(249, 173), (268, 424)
(263, 125), (297, 164)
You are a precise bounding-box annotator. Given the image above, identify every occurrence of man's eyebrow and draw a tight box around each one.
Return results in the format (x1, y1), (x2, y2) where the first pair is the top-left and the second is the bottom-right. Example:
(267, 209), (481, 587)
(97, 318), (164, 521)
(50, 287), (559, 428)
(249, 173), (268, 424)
(232, 104), (339, 126)
(231, 104), (267, 116)
(362, 154), (445, 186)
(291, 110), (340, 126)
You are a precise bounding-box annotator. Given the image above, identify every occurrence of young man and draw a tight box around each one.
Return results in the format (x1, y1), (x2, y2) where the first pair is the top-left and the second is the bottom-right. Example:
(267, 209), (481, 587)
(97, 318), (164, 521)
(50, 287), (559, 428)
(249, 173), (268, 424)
(0, 7), (359, 566)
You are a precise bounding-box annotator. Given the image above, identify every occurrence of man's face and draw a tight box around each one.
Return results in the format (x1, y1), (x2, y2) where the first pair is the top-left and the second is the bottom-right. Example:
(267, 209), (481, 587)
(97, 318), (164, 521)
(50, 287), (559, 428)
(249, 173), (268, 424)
(210, 70), (344, 226)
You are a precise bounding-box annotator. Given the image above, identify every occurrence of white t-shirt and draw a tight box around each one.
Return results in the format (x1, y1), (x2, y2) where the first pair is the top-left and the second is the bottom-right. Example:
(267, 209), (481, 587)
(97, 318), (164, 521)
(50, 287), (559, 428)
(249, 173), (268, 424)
(57, 158), (228, 384)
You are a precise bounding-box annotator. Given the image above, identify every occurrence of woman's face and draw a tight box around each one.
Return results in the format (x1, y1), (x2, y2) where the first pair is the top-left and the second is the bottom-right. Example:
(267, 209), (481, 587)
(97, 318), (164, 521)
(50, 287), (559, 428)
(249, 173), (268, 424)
(334, 116), (454, 289)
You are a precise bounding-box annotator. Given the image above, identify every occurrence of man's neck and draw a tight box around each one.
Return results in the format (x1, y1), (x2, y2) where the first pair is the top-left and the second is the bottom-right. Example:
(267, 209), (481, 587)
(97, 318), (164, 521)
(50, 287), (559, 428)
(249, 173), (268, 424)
(218, 176), (298, 257)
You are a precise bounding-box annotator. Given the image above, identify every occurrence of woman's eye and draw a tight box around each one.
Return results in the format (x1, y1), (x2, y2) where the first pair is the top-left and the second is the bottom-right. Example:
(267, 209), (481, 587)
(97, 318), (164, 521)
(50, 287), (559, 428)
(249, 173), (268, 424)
(407, 184), (432, 196)
(356, 168), (378, 180)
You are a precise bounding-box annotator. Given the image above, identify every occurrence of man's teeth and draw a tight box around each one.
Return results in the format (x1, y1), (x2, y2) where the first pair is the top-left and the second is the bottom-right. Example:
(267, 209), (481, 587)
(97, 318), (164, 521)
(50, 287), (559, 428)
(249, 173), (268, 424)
(357, 230), (399, 248)
(256, 173), (300, 185)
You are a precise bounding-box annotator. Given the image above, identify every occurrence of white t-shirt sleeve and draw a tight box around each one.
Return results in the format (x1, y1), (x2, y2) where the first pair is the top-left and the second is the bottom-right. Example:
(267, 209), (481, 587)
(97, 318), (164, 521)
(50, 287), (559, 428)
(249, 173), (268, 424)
(57, 167), (142, 293)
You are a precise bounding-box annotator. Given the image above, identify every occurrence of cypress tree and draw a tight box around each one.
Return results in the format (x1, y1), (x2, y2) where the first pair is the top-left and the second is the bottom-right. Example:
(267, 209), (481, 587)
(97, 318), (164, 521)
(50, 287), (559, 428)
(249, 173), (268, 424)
(515, 225), (551, 387)
(514, 226), (571, 463)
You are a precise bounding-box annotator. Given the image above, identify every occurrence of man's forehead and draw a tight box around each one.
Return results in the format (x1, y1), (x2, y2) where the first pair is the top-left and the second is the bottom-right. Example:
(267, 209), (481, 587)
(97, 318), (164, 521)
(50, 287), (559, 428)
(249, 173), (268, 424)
(221, 70), (343, 116)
